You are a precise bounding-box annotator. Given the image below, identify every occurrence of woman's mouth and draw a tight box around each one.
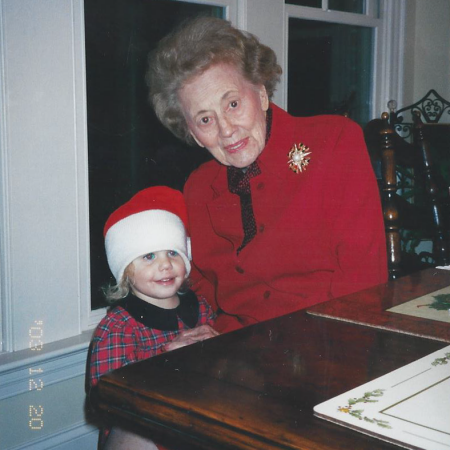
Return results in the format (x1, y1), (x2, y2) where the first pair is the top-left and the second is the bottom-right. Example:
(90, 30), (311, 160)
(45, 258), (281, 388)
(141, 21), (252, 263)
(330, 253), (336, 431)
(224, 137), (249, 154)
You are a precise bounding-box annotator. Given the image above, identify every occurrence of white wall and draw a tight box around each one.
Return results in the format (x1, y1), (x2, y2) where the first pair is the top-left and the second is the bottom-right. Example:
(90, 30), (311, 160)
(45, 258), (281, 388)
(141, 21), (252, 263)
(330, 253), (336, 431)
(403, 0), (450, 108)
(1, 0), (90, 352)
(0, 1), (98, 447)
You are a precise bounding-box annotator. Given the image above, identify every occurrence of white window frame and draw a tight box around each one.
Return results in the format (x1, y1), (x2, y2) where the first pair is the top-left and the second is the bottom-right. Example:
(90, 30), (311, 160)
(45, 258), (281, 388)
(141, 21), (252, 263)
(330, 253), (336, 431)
(0, 0), (7, 354)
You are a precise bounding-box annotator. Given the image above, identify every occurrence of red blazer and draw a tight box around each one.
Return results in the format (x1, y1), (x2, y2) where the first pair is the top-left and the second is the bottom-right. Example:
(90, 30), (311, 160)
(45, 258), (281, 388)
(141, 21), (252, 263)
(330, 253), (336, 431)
(184, 104), (387, 333)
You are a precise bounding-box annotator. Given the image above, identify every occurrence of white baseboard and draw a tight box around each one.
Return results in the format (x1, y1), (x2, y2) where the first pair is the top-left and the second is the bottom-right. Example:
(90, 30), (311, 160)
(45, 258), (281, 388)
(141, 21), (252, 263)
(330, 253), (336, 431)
(0, 334), (100, 450)
(0, 334), (91, 400)
(7, 422), (98, 450)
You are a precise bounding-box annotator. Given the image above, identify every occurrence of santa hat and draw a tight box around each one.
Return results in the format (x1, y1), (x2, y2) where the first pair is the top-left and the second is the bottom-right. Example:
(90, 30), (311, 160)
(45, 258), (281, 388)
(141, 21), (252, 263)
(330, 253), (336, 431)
(104, 186), (191, 283)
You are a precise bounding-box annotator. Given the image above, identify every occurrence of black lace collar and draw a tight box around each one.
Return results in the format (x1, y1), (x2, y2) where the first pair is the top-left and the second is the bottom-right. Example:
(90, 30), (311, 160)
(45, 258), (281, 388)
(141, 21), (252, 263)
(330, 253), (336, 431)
(117, 289), (199, 331)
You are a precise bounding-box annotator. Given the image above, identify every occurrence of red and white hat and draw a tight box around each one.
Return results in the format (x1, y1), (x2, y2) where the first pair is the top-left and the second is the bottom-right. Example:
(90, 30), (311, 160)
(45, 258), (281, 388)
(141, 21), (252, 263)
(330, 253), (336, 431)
(104, 186), (191, 283)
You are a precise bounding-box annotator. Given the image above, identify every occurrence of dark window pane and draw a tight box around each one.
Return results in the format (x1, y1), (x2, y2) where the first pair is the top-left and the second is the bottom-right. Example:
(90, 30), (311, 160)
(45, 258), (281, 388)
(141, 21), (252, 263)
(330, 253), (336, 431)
(84, 0), (222, 309)
(288, 18), (373, 126)
(285, 0), (321, 7)
(328, 0), (364, 14)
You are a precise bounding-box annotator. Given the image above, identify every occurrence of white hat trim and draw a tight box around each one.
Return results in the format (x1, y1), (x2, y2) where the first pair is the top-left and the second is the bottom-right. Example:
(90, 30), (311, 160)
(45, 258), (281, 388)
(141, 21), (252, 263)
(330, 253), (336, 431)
(105, 209), (191, 283)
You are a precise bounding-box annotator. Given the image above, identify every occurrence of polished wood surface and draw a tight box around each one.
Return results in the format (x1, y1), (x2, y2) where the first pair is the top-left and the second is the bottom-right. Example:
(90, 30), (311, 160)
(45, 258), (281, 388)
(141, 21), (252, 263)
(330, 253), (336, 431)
(95, 273), (449, 450)
(308, 267), (450, 343)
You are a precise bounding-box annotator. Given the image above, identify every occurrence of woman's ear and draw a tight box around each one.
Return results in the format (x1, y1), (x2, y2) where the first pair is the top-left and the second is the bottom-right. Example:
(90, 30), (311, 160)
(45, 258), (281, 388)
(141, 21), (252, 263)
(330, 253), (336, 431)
(190, 131), (205, 148)
(259, 85), (269, 111)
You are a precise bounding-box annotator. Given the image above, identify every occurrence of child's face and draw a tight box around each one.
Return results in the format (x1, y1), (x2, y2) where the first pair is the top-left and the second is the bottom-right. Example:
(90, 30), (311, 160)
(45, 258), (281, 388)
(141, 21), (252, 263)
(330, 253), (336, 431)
(128, 250), (186, 308)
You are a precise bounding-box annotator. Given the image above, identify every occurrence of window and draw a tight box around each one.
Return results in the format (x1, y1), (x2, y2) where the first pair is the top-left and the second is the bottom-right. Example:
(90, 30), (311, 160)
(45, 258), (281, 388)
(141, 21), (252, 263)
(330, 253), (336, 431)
(285, 0), (382, 125)
(84, 0), (224, 309)
(288, 19), (373, 125)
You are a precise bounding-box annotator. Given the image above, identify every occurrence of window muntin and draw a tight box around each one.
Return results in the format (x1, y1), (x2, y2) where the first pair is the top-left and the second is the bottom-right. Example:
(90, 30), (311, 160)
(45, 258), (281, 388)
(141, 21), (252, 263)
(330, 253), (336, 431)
(285, 0), (380, 17)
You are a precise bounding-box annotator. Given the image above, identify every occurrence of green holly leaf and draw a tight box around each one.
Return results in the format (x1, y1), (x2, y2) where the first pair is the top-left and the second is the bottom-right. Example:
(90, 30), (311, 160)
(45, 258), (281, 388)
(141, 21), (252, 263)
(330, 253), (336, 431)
(430, 294), (450, 310)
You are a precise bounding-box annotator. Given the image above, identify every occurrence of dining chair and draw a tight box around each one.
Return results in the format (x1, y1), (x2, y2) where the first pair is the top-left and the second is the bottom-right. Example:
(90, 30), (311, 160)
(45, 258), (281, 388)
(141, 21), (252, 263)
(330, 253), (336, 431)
(388, 90), (450, 196)
(364, 111), (450, 279)
(388, 89), (450, 137)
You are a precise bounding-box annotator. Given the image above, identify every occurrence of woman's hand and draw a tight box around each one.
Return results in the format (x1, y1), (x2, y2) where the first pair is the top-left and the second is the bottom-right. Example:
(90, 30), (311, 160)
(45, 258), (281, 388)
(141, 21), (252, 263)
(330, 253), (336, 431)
(163, 325), (219, 352)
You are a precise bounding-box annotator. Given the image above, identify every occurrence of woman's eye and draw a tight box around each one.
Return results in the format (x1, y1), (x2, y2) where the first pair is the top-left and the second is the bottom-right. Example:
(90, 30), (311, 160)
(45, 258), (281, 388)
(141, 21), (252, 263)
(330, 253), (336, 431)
(143, 253), (155, 261)
(168, 250), (179, 257)
(230, 100), (238, 108)
(200, 117), (210, 125)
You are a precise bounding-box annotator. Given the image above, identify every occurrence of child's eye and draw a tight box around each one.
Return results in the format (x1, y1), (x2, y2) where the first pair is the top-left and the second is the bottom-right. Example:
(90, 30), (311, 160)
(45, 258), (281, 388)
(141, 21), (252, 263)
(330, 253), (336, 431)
(168, 250), (179, 257)
(143, 253), (156, 261)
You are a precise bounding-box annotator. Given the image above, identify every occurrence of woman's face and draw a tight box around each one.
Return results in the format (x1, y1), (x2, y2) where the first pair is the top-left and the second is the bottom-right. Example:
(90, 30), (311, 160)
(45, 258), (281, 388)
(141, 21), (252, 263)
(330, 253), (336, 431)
(179, 63), (269, 168)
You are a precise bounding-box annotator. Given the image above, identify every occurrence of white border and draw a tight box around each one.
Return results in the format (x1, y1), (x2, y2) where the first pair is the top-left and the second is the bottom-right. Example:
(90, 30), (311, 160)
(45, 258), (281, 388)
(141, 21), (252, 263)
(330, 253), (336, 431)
(314, 345), (450, 450)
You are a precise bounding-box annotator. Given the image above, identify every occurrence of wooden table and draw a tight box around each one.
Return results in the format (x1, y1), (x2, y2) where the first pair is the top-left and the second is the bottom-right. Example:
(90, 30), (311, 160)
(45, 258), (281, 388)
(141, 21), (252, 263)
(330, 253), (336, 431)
(95, 269), (450, 449)
(307, 267), (450, 342)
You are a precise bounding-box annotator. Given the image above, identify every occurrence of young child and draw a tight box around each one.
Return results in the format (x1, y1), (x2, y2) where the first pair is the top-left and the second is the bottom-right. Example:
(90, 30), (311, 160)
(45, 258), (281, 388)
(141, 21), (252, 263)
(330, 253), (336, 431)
(87, 186), (216, 449)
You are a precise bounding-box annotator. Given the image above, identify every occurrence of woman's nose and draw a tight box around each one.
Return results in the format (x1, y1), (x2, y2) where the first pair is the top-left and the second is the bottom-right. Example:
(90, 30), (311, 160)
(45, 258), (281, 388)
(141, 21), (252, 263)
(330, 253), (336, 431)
(218, 115), (234, 137)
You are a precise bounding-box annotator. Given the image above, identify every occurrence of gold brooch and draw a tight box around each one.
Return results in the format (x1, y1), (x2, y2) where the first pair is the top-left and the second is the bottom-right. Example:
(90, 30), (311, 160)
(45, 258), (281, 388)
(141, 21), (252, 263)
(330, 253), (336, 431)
(287, 143), (311, 173)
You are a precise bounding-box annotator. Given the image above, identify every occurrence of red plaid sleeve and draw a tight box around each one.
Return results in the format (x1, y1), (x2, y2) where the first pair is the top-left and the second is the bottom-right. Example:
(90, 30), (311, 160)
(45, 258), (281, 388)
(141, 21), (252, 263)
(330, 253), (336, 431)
(197, 295), (216, 327)
(89, 308), (140, 387)
(89, 307), (183, 388)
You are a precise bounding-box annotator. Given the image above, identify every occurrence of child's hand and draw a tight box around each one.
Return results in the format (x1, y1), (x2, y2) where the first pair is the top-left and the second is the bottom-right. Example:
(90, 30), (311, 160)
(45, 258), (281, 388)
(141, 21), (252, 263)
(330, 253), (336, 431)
(163, 325), (219, 352)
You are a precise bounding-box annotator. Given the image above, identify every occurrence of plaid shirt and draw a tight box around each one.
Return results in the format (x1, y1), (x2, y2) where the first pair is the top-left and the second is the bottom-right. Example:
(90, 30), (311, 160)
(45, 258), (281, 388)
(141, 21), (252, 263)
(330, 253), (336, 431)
(88, 290), (215, 388)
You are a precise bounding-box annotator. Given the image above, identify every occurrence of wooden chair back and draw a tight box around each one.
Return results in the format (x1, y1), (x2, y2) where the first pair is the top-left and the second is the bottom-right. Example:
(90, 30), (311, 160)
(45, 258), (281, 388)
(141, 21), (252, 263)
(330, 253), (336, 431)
(364, 112), (450, 279)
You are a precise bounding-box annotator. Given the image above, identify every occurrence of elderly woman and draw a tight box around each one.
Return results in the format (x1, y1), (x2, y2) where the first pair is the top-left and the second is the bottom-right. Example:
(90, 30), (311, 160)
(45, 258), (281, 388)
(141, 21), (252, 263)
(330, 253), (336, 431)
(148, 17), (387, 334)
